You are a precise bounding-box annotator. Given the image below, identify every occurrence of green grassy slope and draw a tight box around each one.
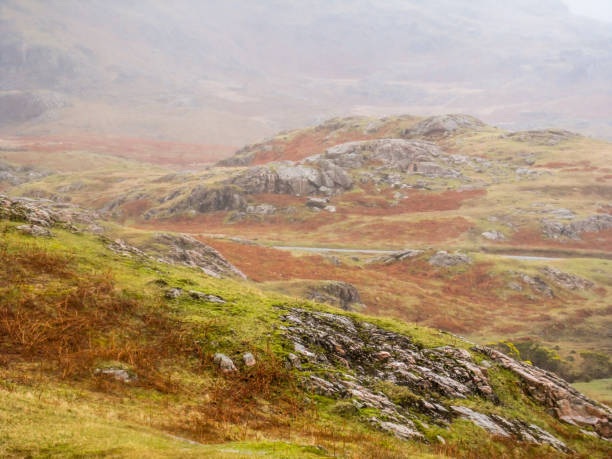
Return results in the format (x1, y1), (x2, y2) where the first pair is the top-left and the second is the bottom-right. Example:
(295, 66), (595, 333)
(1, 219), (611, 457)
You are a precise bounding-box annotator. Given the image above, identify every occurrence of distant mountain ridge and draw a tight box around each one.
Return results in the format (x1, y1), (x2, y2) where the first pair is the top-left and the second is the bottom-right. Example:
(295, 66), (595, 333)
(1, 0), (611, 144)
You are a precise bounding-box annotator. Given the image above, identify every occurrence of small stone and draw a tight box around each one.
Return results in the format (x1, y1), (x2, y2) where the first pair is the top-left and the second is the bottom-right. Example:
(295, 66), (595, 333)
(213, 353), (237, 372)
(436, 435), (446, 445)
(376, 351), (392, 360)
(287, 353), (301, 369)
(94, 367), (136, 383)
(165, 288), (184, 299)
(188, 290), (226, 303)
(243, 352), (256, 367)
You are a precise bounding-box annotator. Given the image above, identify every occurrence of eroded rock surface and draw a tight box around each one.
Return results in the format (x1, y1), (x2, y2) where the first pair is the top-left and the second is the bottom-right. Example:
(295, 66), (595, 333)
(475, 346), (612, 439)
(428, 251), (472, 267)
(403, 114), (486, 138)
(306, 281), (363, 311)
(152, 233), (246, 279)
(542, 214), (612, 240)
(539, 267), (593, 290)
(503, 129), (578, 146)
(279, 307), (571, 450)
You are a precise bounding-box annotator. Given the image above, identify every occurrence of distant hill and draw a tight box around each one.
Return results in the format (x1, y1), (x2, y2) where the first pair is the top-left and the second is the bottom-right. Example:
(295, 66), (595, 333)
(1, 0), (612, 144)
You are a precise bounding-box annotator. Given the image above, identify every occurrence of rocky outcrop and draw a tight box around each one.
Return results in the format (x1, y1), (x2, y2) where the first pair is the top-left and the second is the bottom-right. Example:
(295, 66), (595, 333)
(321, 139), (446, 172)
(230, 163), (352, 197)
(503, 129), (578, 146)
(306, 281), (363, 311)
(481, 230), (505, 241)
(368, 249), (424, 265)
(428, 251), (472, 267)
(539, 267), (593, 291)
(166, 185), (247, 215)
(0, 161), (51, 186)
(0, 194), (99, 228)
(542, 214), (612, 240)
(280, 307), (572, 450)
(475, 346), (612, 439)
(152, 233), (246, 279)
(16, 224), (54, 237)
(403, 114), (485, 138)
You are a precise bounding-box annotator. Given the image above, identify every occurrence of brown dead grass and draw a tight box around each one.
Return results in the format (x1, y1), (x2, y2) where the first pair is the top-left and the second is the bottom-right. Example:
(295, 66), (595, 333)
(338, 189), (486, 216)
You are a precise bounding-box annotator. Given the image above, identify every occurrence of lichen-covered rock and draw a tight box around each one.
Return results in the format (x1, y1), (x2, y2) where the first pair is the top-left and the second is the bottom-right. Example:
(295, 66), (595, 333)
(279, 307), (572, 450)
(503, 129), (578, 145)
(542, 214), (612, 240)
(243, 352), (256, 367)
(539, 267), (593, 290)
(481, 230), (505, 241)
(368, 249), (424, 265)
(403, 114), (485, 137)
(167, 185), (247, 214)
(475, 346), (612, 439)
(213, 353), (237, 372)
(306, 281), (363, 311)
(153, 233), (246, 279)
(16, 224), (53, 237)
(428, 251), (472, 267)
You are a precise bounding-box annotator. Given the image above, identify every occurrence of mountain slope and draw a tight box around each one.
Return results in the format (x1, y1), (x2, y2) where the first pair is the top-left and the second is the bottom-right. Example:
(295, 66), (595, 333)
(1, 195), (611, 457)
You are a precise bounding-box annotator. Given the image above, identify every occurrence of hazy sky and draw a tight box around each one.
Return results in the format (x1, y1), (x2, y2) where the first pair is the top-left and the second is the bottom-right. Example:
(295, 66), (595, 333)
(564, 0), (612, 22)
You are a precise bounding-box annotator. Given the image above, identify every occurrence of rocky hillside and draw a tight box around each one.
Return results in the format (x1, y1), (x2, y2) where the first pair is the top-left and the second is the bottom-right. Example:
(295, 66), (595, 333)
(1, 194), (611, 457)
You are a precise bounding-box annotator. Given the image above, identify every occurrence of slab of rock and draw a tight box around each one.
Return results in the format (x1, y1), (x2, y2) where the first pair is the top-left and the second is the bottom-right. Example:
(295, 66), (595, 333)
(428, 251), (472, 267)
(188, 290), (226, 303)
(94, 367), (137, 383)
(213, 353), (237, 372)
(165, 288), (184, 299)
(307, 281), (363, 311)
(520, 274), (554, 297)
(481, 230), (505, 241)
(539, 267), (593, 290)
(404, 114), (485, 138)
(16, 224), (53, 237)
(542, 214), (612, 240)
(246, 203), (276, 215)
(279, 307), (576, 450)
(475, 346), (612, 439)
(451, 406), (570, 452)
(153, 233), (246, 279)
(504, 129), (578, 146)
(243, 352), (256, 367)
(368, 249), (424, 265)
(306, 197), (329, 209)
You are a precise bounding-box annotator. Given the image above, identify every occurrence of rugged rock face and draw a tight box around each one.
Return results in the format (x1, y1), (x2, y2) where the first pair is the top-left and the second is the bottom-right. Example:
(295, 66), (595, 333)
(542, 214), (612, 240)
(280, 307), (575, 450)
(428, 251), (472, 267)
(166, 185), (247, 214)
(320, 138), (449, 173)
(503, 129), (578, 146)
(306, 281), (363, 311)
(230, 163), (352, 197)
(539, 267), (593, 290)
(476, 346), (612, 439)
(0, 194), (99, 228)
(403, 114), (485, 138)
(0, 161), (51, 186)
(152, 233), (246, 279)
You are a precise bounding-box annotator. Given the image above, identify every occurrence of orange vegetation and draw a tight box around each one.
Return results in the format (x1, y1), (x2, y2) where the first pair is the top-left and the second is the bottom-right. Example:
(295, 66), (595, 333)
(251, 131), (373, 164)
(338, 189), (486, 216)
(509, 228), (612, 252)
(199, 238), (566, 336)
